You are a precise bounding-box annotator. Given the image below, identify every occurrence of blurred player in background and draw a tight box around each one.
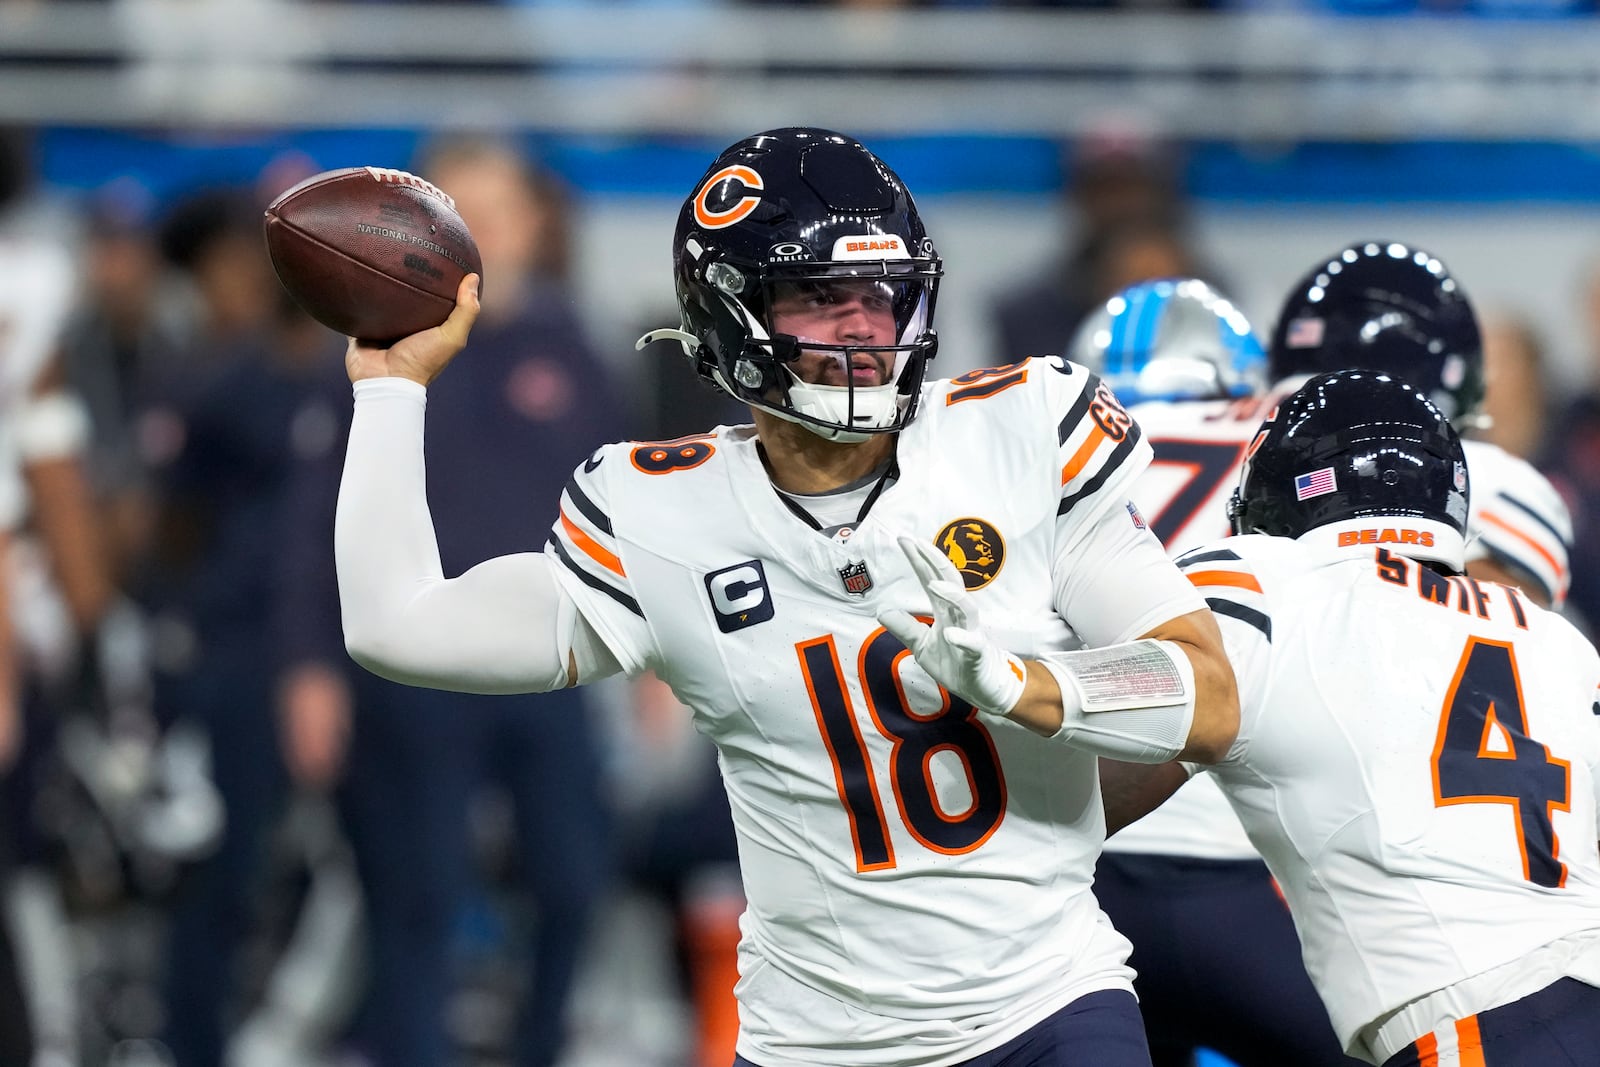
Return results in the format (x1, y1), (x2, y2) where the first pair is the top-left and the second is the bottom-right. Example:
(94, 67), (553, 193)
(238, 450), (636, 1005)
(1070, 278), (1361, 1066)
(1107, 369), (1600, 1066)
(0, 356), (30, 1067)
(0, 125), (124, 1067)
(333, 126), (1240, 1067)
(992, 129), (1206, 364)
(1078, 242), (1573, 616)
(276, 135), (625, 1067)
(140, 186), (340, 1067)
(1267, 242), (1573, 613)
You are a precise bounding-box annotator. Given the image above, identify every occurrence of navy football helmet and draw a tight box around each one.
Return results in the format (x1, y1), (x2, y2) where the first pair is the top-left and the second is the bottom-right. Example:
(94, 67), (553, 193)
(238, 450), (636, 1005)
(1069, 277), (1266, 404)
(639, 128), (942, 442)
(1268, 241), (1484, 425)
(1229, 369), (1470, 571)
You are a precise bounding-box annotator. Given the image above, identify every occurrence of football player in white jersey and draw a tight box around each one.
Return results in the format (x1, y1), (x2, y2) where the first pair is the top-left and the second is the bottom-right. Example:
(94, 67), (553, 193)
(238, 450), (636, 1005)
(1107, 369), (1600, 1066)
(1267, 242), (1573, 613)
(1078, 248), (1575, 904)
(1071, 280), (1362, 1066)
(1079, 244), (1571, 614)
(333, 127), (1241, 1067)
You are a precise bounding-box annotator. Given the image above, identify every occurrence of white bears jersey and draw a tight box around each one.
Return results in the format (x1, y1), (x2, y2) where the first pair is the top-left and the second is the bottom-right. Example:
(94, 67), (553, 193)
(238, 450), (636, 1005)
(1461, 439), (1573, 610)
(1113, 390), (1285, 859)
(1181, 535), (1600, 1060)
(546, 357), (1206, 1067)
(1125, 391), (1282, 556)
(1115, 392), (1580, 861)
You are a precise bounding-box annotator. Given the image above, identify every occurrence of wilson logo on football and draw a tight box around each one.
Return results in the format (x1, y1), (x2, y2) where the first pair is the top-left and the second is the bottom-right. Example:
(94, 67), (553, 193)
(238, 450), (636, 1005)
(935, 518), (1006, 591)
(693, 165), (764, 230)
(362, 167), (455, 209)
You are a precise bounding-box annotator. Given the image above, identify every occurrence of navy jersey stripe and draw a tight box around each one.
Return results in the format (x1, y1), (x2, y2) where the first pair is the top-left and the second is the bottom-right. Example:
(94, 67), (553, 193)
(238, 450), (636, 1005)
(1498, 491), (1570, 548)
(1057, 373), (1100, 447)
(549, 538), (643, 617)
(1205, 596), (1272, 641)
(1057, 422), (1144, 517)
(1176, 548), (1243, 567)
(563, 477), (614, 537)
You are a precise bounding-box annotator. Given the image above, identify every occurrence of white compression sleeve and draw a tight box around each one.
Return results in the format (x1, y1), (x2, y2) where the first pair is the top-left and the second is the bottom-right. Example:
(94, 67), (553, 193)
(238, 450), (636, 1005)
(336, 378), (616, 693)
(1035, 638), (1196, 763)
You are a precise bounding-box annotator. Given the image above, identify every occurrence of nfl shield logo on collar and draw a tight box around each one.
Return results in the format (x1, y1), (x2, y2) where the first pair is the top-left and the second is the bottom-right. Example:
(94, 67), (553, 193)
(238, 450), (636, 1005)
(838, 560), (873, 596)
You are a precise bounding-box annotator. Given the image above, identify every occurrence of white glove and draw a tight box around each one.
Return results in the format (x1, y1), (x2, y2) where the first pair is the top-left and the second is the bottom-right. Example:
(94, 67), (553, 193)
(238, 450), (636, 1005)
(877, 535), (1028, 717)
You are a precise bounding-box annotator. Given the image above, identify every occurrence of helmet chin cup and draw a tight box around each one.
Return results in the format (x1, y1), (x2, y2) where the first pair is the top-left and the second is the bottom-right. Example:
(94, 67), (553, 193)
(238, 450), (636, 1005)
(784, 379), (902, 441)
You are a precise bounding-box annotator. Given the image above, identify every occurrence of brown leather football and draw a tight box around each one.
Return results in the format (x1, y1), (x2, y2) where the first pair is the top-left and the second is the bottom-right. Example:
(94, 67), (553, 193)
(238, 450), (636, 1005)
(263, 166), (482, 344)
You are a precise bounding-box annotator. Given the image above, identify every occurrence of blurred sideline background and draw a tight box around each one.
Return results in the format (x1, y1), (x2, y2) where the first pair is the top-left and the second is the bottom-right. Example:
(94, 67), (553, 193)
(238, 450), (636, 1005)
(1, 3), (1599, 1067)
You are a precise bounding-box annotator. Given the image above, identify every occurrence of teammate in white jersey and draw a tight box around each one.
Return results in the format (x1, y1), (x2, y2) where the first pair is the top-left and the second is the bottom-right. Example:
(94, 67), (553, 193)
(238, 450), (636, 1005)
(1266, 241), (1572, 611)
(333, 128), (1241, 1067)
(1072, 280), (1360, 1065)
(1079, 246), (1574, 893)
(1108, 369), (1600, 1066)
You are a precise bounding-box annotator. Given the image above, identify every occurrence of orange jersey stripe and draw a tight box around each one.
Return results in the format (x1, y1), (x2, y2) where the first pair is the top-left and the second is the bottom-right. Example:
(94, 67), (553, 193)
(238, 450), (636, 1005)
(1186, 569), (1263, 593)
(1455, 1015), (1485, 1067)
(1478, 510), (1566, 584)
(560, 510), (626, 578)
(1415, 1031), (1439, 1067)
(1060, 425), (1106, 486)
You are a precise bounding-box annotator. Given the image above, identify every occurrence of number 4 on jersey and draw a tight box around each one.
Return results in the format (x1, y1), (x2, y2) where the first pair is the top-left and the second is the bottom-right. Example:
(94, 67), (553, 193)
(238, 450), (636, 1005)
(1431, 638), (1572, 888)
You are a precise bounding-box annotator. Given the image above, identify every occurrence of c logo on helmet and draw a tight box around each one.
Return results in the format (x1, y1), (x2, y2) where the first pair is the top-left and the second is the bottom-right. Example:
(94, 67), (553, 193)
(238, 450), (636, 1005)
(693, 165), (764, 230)
(934, 518), (1006, 591)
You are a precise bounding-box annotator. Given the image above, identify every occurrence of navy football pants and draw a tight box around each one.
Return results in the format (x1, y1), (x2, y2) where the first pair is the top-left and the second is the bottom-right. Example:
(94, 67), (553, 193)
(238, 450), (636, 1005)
(1382, 977), (1600, 1067)
(734, 988), (1152, 1067)
(1093, 852), (1363, 1067)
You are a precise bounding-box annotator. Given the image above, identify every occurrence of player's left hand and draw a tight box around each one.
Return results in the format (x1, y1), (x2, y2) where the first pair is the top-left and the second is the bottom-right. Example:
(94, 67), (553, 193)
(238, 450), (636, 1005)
(878, 535), (1027, 717)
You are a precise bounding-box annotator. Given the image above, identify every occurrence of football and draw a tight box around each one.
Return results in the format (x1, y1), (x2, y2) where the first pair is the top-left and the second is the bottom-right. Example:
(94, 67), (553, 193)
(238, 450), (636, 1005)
(263, 166), (482, 344)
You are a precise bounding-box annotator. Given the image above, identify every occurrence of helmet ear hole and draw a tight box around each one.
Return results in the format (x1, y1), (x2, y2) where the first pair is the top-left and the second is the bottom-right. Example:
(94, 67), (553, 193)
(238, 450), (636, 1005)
(734, 359), (765, 390)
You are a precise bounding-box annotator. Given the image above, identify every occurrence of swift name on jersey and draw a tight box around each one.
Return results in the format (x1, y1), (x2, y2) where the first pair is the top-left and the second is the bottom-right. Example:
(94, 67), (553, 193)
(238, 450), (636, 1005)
(1178, 535), (1600, 1057)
